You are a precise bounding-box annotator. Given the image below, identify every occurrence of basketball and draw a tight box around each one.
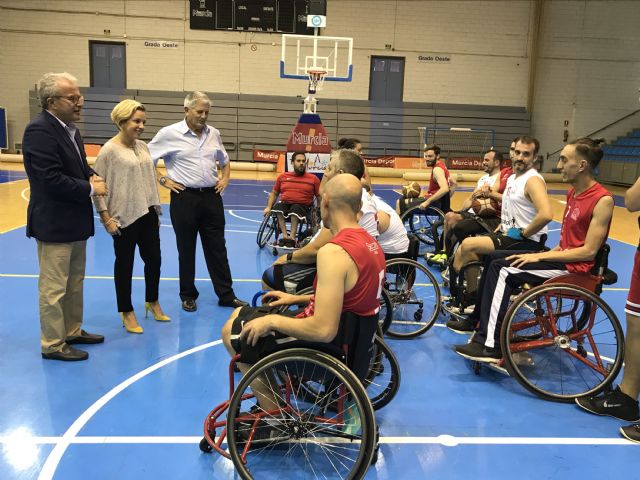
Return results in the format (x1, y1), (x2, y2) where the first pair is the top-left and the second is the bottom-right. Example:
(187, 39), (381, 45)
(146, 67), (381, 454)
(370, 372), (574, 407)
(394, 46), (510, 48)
(472, 197), (499, 218)
(402, 182), (421, 198)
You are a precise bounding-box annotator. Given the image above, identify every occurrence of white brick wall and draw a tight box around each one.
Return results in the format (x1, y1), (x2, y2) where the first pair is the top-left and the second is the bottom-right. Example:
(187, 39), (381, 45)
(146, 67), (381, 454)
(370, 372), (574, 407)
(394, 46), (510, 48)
(2, 0), (639, 158)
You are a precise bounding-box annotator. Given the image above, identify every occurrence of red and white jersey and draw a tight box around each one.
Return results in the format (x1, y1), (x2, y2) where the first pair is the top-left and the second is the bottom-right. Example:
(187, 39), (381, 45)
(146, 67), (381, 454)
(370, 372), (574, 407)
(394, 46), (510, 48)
(304, 227), (386, 317)
(560, 182), (612, 273)
(427, 160), (451, 197)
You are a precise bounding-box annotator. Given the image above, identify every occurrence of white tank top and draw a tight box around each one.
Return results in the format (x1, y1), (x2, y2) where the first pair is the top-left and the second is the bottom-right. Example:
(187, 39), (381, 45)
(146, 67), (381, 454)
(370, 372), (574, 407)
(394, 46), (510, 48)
(371, 194), (410, 254)
(500, 168), (547, 242)
(467, 172), (499, 213)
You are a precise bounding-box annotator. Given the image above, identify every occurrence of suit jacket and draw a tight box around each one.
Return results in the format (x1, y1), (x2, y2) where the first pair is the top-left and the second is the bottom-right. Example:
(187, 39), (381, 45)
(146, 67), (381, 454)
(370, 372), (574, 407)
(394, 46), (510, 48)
(22, 111), (95, 242)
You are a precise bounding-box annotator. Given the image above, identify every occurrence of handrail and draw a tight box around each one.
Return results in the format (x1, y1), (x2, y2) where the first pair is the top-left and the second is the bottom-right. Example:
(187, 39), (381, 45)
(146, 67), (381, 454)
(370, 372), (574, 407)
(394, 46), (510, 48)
(546, 108), (640, 160)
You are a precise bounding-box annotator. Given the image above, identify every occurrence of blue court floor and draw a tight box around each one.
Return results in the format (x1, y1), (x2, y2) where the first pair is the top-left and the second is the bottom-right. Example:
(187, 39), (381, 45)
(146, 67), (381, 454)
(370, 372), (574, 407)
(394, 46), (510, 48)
(0, 180), (637, 479)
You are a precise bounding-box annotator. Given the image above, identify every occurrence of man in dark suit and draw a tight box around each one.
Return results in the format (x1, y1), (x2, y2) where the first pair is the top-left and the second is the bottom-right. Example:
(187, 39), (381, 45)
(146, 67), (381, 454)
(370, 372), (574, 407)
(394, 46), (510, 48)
(23, 72), (107, 361)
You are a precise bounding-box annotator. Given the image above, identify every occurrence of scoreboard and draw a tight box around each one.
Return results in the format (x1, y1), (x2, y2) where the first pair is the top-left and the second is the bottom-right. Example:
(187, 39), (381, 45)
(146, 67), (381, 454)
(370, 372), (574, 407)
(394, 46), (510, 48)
(190, 0), (325, 34)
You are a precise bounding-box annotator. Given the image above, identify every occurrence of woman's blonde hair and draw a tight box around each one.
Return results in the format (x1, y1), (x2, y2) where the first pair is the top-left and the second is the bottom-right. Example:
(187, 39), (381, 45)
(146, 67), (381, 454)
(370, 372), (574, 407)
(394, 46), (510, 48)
(110, 99), (146, 130)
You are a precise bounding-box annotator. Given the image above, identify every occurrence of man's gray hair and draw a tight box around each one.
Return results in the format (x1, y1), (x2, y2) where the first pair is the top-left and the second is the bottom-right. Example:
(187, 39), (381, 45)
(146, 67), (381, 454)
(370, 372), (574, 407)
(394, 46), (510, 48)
(184, 91), (211, 109)
(37, 72), (78, 109)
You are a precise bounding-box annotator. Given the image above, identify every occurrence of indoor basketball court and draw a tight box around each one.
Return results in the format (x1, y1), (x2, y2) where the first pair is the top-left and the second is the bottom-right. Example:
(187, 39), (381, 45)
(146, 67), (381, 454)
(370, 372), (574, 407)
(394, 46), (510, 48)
(1, 1), (639, 479)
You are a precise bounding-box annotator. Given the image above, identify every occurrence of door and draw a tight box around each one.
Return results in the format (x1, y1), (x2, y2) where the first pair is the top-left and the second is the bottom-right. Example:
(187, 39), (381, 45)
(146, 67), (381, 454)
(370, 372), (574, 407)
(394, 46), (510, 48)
(369, 56), (405, 102)
(89, 41), (126, 88)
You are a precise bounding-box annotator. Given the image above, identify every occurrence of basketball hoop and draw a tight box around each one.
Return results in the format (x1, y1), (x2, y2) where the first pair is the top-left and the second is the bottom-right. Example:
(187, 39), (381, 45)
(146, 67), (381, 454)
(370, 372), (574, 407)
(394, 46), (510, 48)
(307, 69), (327, 94)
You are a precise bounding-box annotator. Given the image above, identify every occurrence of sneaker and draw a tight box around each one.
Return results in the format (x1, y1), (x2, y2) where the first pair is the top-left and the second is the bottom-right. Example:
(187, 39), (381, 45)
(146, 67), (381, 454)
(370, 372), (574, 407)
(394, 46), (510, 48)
(424, 251), (443, 260)
(575, 386), (640, 422)
(620, 423), (640, 444)
(454, 341), (502, 363)
(446, 316), (477, 334)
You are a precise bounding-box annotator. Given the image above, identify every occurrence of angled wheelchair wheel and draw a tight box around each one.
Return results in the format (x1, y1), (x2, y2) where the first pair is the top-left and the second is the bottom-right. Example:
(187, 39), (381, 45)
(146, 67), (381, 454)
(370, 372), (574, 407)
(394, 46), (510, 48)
(500, 283), (624, 402)
(257, 214), (277, 248)
(400, 205), (445, 255)
(226, 348), (376, 480)
(384, 258), (442, 339)
(364, 335), (401, 410)
(378, 289), (393, 334)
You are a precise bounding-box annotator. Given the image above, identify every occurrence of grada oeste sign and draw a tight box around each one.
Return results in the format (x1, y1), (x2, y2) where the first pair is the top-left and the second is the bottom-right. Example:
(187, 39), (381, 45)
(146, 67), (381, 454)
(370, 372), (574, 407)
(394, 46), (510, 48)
(144, 41), (179, 49)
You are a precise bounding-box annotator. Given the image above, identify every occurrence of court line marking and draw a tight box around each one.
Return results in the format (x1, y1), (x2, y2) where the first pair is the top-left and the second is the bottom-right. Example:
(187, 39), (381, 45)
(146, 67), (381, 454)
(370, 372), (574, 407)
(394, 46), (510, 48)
(37, 339), (224, 480)
(2, 435), (633, 447)
(0, 273), (262, 282)
(0, 274), (629, 291)
(229, 209), (263, 223)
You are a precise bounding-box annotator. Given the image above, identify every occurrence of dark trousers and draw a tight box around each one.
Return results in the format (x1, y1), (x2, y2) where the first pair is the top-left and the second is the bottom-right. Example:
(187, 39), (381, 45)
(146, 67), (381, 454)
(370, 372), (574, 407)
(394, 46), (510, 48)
(170, 189), (235, 303)
(469, 251), (567, 349)
(446, 216), (500, 257)
(113, 209), (161, 312)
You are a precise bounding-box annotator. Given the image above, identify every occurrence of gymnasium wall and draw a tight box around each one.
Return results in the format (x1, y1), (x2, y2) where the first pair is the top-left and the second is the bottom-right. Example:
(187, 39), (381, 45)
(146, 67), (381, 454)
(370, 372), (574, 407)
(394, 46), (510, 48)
(1, 0), (639, 162)
(532, 0), (640, 159)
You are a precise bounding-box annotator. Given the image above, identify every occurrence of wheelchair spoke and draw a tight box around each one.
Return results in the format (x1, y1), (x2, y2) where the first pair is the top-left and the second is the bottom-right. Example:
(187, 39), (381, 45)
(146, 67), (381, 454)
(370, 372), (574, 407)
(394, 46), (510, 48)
(502, 284), (624, 402)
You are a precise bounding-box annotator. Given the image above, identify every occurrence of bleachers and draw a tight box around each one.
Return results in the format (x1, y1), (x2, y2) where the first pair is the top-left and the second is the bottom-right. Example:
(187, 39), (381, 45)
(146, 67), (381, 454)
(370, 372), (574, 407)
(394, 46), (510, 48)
(28, 88), (530, 162)
(598, 128), (640, 186)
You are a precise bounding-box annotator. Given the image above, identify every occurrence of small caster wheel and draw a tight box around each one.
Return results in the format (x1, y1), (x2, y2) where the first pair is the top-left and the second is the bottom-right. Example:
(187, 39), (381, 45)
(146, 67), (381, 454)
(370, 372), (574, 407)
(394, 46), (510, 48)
(199, 437), (213, 453)
(272, 248), (278, 256)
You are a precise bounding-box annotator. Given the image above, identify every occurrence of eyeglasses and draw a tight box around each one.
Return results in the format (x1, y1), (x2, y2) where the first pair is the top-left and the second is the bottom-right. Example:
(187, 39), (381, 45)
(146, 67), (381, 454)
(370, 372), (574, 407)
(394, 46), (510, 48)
(52, 95), (84, 104)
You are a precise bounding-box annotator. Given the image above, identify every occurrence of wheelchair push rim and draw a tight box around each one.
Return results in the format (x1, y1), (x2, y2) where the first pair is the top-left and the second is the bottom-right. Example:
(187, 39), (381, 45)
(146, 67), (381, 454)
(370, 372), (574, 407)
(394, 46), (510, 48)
(500, 283), (624, 402)
(226, 348), (377, 479)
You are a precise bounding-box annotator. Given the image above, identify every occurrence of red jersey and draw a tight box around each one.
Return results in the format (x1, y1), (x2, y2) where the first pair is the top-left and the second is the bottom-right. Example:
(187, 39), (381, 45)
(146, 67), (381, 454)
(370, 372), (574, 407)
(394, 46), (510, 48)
(495, 166), (513, 217)
(427, 160), (451, 196)
(559, 182), (612, 273)
(303, 227), (386, 317)
(274, 171), (320, 205)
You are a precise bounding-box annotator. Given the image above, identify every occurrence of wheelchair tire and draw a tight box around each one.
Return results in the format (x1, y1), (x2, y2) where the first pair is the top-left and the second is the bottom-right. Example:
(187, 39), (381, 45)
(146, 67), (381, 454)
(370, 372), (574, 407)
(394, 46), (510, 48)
(257, 215), (276, 248)
(500, 283), (624, 402)
(384, 258), (442, 339)
(226, 348), (376, 480)
(364, 336), (401, 410)
(378, 289), (393, 334)
(400, 205), (445, 255)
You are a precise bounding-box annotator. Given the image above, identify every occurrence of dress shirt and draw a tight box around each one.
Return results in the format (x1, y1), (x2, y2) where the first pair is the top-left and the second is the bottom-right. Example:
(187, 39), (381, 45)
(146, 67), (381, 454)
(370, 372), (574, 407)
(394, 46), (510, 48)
(147, 120), (229, 188)
(45, 110), (93, 196)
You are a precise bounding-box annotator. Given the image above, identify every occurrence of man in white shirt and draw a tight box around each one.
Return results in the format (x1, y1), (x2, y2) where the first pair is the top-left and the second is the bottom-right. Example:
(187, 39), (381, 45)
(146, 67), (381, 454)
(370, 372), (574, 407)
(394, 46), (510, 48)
(148, 91), (247, 312)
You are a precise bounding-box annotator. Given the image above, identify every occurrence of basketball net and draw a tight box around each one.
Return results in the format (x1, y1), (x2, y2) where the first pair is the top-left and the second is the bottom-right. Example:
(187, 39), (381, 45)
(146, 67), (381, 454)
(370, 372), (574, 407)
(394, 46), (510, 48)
(304, 69), (327, 114)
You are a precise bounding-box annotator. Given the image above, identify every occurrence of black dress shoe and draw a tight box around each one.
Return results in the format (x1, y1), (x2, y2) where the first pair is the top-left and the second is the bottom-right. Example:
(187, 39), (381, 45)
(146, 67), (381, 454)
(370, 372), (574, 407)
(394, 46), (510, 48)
(218, 298), (249, 308)
(182, 299), (197, 312)
(42, 344), (89, 361)
(67, 330), (105, 345)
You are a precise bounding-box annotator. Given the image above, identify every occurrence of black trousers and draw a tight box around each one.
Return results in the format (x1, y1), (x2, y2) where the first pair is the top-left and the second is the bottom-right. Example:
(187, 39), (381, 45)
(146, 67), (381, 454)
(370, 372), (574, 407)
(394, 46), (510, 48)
(170, 189), (235, 303)
(446, 215), (500, 257)
(112, 209), (161, 312)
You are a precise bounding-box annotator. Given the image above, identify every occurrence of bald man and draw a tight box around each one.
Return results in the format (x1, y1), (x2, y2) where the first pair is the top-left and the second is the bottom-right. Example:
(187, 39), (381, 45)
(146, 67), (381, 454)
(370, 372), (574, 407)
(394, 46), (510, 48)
(221, 174), (386, 414)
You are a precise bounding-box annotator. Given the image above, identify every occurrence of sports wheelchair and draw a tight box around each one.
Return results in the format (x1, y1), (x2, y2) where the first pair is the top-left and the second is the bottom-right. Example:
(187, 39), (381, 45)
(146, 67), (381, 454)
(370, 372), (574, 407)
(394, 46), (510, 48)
(445, 234), (549, 317)
(257, 203), (320, 256)
(381, 235), (443, 339)
(399, 205), (445, 256)
(471, 244), (624, 402)
(249, 288), (401, 410)
(199, 312), (385, 479)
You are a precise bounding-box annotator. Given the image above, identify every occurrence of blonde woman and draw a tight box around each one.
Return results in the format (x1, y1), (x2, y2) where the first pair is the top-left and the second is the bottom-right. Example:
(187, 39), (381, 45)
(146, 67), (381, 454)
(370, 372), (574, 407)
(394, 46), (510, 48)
(93, 99), (169, 333)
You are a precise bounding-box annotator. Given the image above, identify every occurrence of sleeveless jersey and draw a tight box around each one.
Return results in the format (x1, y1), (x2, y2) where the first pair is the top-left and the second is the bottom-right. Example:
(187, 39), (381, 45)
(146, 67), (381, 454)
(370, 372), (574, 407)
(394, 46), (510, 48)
(274, 171), (320, 205)
(427, 160), (451, 196)
(304, 227), (386, 317)
(500, 168), (548, 242)
(560, 182), (612, 273)
(467, 171), (500, 215)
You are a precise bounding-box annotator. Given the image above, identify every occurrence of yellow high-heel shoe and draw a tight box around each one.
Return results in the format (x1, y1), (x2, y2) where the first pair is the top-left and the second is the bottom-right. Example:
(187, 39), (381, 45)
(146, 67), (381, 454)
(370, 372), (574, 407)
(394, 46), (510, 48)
(120, 312), (143, 334)
(144, 302), (171, 322)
